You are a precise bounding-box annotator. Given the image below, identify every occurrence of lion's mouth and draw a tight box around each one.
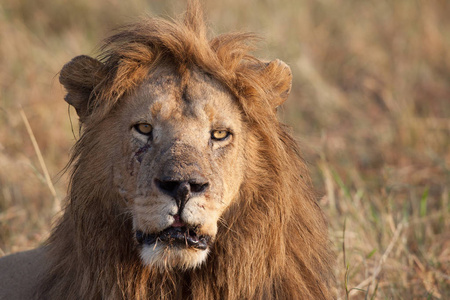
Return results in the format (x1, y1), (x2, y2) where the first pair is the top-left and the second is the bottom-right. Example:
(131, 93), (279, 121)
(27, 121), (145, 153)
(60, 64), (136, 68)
(136, 227), (211, 250)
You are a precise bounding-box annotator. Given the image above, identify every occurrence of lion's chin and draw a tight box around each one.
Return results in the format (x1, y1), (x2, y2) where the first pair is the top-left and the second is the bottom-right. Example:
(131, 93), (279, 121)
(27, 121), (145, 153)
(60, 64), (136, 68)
(140, 243), (210, 270)
(136, 226), (212, 270)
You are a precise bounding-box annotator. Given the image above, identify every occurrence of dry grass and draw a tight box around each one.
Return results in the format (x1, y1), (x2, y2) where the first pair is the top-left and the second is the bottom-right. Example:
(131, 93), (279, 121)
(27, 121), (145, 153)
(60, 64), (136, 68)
(0, 0), (448, 298)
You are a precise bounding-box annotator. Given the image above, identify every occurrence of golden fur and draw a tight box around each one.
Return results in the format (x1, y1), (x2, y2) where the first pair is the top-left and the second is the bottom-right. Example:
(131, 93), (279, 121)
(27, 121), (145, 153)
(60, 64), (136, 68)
(36, 1), (335, 299)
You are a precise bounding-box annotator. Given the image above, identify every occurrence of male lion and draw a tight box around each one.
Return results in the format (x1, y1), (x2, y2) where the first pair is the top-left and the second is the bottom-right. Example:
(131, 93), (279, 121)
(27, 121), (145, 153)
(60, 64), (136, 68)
(0, 2), (335, 299)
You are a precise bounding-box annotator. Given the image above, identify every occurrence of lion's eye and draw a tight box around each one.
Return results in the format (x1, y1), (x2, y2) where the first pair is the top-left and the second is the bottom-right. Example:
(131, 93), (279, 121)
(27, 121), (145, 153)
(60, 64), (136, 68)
(211, 130), (230, 141)
(134, 123), (153, 135)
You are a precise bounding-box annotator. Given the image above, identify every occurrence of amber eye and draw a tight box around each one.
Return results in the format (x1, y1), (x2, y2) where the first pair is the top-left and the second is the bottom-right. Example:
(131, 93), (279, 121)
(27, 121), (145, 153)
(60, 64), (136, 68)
(134, 123), (153, 135)
(211, 130), (230, 141)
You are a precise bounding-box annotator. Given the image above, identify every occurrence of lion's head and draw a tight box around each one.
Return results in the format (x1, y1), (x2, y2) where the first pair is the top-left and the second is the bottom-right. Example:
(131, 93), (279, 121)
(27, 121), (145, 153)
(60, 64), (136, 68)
(58, 22), (292, 272)
(39, 2), (334, 299)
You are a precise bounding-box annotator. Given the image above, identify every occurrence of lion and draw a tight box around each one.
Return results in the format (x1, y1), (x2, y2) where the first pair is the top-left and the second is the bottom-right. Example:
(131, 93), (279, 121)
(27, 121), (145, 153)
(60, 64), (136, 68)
(0, 1), (335, 299)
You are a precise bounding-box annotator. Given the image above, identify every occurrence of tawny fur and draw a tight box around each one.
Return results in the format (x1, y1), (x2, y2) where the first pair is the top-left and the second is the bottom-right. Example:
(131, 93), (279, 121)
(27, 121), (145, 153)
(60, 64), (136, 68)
(36, 1), (335, 299)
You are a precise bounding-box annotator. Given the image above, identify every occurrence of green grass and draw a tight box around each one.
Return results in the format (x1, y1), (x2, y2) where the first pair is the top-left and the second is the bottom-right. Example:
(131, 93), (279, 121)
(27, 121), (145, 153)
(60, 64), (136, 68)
(0, 0), (449, 298)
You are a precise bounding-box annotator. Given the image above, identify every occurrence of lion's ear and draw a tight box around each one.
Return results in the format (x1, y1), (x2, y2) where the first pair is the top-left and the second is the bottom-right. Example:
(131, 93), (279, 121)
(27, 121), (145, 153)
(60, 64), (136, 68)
(59, 55), (105, 121)
(262, 59), (292, 109)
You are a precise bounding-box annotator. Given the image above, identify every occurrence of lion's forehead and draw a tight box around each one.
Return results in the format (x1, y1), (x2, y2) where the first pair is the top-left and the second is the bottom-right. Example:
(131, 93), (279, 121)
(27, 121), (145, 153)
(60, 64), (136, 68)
(125, 68), (241, 131)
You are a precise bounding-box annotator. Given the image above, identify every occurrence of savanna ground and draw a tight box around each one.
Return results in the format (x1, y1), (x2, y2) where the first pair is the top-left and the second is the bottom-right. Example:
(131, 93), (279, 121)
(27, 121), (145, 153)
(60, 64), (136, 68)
(0, 0), (448, 299)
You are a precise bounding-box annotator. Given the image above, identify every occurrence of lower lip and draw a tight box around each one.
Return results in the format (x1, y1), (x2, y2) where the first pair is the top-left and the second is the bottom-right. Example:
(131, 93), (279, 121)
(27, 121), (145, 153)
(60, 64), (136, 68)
(136, 229), (210, 250)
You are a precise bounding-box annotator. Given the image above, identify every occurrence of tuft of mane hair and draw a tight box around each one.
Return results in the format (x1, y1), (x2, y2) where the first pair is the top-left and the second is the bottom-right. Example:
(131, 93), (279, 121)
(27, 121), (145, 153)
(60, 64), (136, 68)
(38, 1), (335, 299)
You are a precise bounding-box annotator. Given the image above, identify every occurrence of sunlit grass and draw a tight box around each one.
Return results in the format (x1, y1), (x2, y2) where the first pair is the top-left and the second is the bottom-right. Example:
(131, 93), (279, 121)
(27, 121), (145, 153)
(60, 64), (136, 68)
(0, 0), (448, 298)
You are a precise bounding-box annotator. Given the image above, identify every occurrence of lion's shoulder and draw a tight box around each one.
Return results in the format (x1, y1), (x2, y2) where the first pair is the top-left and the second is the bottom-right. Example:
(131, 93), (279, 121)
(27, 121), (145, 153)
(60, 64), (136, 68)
(0, 247), (48, 300)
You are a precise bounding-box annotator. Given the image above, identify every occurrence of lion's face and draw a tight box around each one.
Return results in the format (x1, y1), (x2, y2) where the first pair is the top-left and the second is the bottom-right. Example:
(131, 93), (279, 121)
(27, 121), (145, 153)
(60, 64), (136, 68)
(60, 50), (291, 271)
(108, 65), (245, 270)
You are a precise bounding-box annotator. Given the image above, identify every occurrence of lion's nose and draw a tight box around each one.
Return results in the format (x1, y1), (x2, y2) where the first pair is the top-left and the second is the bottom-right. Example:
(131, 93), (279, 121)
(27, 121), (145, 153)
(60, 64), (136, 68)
(154, 177), (209, 209)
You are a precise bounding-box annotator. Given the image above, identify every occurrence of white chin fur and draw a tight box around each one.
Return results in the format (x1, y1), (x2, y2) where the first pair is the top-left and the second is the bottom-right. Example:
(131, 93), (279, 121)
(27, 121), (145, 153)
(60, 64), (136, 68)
(140, 243), (209, 270)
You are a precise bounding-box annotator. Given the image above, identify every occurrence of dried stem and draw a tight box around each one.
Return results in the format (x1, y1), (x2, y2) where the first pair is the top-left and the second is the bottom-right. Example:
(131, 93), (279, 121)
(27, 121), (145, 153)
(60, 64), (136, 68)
(19, 107), (60, 214)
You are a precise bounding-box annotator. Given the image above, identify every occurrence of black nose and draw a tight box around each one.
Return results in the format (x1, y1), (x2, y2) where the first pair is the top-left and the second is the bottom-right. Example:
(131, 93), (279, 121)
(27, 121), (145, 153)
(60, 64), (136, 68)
(154, 177), (209, 210)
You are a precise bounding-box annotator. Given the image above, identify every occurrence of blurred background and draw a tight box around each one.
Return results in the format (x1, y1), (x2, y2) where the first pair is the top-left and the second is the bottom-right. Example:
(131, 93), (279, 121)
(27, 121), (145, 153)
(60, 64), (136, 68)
(0, 0), (448, 298)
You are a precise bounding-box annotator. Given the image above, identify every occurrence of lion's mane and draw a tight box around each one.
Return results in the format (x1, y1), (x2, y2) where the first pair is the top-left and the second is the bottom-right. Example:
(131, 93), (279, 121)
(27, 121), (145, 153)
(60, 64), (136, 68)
(38, 2), (335, 299)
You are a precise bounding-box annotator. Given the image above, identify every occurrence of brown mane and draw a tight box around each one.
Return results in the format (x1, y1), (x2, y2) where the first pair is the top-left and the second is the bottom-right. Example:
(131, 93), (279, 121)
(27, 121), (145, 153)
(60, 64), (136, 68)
(39, 1), (335, 299)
